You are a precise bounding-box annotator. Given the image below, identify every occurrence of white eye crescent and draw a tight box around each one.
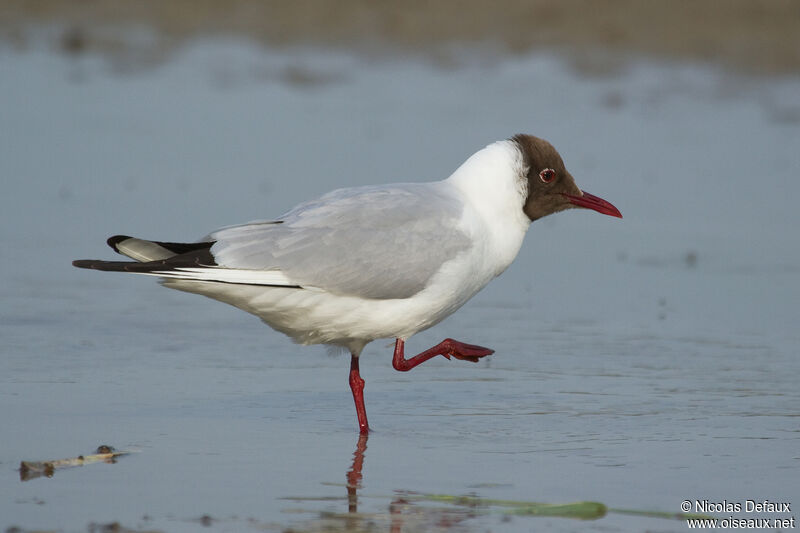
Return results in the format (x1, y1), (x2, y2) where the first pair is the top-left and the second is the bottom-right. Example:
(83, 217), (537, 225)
(539, 168), (556, 183)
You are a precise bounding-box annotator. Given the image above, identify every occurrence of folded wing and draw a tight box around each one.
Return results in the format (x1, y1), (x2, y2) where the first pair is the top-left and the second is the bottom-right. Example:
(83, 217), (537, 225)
(209, 183), (471, 299)
(74, 183), (472, 300)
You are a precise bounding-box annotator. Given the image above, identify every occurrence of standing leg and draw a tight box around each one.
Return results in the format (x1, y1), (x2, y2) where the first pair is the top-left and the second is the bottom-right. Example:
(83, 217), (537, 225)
(392, 338), (494, 371)
(349, 353), (369, 434)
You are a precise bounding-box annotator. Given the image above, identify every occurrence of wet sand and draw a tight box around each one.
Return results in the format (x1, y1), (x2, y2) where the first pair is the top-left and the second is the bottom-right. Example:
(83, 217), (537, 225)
(2, 0), (799, 74)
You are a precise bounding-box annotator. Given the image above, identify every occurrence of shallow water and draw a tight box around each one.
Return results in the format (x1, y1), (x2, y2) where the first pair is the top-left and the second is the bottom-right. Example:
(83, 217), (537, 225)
(1, 39), (799, 532)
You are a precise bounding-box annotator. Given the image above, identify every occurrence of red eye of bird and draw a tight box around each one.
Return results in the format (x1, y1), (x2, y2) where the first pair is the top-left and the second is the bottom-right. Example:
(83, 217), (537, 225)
(539, 168), (556, 183)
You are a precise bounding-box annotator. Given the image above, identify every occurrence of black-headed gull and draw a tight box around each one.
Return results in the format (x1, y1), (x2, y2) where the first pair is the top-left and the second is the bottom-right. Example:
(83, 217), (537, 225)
(74, 134), (621, 433)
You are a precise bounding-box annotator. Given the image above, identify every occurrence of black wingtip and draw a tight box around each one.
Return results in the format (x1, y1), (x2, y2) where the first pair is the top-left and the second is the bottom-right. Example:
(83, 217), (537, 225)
(107, 235), (133, 253)
(72, 258), (149, 272)
(73, 259), (101, 269)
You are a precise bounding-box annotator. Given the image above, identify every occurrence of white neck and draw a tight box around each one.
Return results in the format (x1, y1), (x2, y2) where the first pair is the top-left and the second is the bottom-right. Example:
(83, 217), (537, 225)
(445, 140), (531, 275)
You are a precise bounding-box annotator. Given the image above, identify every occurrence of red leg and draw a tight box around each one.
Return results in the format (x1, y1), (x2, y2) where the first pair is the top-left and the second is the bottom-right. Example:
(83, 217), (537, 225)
(349, 354), (369, 434)
(392, 338), (494, 371)
(346, 434), (368, 512)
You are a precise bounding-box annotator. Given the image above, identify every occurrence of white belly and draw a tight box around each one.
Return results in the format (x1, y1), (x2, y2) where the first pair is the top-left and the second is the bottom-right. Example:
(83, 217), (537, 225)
(162, 242), (501, 353)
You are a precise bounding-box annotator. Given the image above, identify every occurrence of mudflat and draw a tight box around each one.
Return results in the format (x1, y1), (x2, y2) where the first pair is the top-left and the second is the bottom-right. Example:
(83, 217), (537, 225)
(1, 0), (799, 73)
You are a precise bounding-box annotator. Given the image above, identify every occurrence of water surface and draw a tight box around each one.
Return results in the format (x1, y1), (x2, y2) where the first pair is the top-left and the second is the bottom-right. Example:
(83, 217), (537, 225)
(1, 39), (798, 532)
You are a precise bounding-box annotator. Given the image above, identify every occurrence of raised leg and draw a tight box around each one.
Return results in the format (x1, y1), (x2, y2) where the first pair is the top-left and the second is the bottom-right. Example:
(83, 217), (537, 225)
(392, 338), (494, 371)
(349, 354), (370, 434)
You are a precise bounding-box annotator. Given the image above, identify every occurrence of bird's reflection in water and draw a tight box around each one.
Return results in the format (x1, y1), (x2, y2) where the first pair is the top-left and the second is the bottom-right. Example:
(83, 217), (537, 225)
(340, 434), (473, 532)
(346, 433), (368, 513)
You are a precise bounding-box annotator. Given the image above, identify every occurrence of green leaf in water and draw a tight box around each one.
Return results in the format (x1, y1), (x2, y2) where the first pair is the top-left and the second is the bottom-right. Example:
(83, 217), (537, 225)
(420, 494), (607, 520)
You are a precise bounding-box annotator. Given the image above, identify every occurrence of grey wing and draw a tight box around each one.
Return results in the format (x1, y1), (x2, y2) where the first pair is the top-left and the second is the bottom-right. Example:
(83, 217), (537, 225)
(208, 183), (472, 299)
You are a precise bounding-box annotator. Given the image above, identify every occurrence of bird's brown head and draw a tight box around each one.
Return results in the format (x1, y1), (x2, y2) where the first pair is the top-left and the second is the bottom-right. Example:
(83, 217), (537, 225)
(512, 134), (622, 221)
